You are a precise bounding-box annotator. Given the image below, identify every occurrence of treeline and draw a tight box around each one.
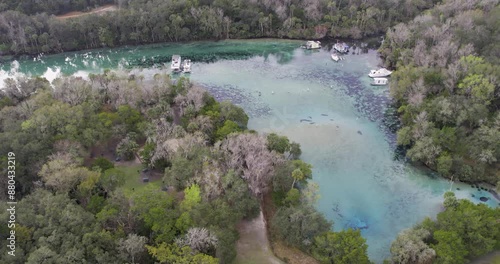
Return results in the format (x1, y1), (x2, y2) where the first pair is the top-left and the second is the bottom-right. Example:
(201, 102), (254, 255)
(0, 72), (370, 263)
(0, 0), (439, 55)
(0, 0), (114, 15)
(388, 192), (500, 264)
(380, 0), (500, 185)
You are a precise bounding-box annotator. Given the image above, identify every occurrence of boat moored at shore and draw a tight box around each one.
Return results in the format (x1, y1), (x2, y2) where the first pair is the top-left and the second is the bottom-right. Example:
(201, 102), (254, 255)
(171, 55), (181, 72)
(368, 68), (392, 78)
(333, 42), (349, 53)
(182, 59), (191, 73)
(302, 40), (322, 50)
(370, 77), (388, 86)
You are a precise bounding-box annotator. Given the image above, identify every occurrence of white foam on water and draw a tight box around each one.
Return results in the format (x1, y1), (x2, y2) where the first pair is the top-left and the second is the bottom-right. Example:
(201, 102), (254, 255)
(72, 70), (91, 80)
(42, 67), (61, 86)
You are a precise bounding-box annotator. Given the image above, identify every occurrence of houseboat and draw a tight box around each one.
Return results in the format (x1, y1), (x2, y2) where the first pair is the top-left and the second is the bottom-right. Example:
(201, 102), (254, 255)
(182, 59), (191, 73)
(370, 77), (388, 86)
(171, 55), (181, 72)
(302, 41), (322, 50)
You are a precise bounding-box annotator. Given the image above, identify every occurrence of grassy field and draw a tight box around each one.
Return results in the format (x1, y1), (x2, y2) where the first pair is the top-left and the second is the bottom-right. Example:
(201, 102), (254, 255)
(114, 164), (162, 196)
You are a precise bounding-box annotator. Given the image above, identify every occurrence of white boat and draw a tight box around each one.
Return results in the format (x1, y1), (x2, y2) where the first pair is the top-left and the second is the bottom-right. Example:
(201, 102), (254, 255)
(333, 42), (349, 53)
(371, 77), (388, 86)
(171, 55), (181, 72)
(182, 59), (191, 73)
(303, 41), (321, 50)
(368, 68), (392, 78)
(331, 53), (340, 62)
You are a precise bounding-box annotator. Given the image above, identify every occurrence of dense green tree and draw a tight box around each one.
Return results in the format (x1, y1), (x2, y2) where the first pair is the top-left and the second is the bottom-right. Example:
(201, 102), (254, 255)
(215, 120), (241, 141)
(116, 133), (139, 161)
(131, 185), (179, 244)
(92, 157), (114, 171)
(98, 168), (126, 193)
(146, 243), (218, 264)
(267, 133), (291, 154)
(271, 204), (331, 250)
(164, 155), (200, 190)
(313, 230), (370, 264)
(432, 231), (468, 264)
(285, 188), (301, 206)
(219, 101), (248, 128)
(181, 184), (202, 212)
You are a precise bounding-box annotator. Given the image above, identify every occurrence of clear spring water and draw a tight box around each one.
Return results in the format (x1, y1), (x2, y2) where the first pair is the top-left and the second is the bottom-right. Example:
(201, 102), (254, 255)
(1, 39), (498, 263)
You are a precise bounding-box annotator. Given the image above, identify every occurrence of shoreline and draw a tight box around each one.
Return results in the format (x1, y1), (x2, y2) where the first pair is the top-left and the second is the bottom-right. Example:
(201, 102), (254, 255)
(0, 35), (384, 60)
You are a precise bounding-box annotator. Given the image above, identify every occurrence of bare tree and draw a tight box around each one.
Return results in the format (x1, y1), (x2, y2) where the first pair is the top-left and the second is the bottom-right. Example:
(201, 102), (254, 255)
(391, 228), (436, 264)
(217, 133), (283, 197)
(175, 227), (218, 254)
(52, 77), (92, 106)
(118, 234), (147, 264)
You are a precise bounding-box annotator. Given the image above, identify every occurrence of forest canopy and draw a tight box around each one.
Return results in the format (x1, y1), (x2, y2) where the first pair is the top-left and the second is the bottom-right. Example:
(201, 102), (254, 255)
(0, 0), (439, 55)
(380, 0), (500, 184)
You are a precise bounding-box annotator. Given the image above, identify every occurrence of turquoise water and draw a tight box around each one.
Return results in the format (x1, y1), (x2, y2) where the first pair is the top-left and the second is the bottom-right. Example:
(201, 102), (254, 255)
(1, 40), (498, 262)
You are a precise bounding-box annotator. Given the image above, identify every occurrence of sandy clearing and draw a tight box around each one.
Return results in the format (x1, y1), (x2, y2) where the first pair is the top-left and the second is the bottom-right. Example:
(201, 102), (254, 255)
(235, 210), (284, 264)
(56, 4), (118, 19)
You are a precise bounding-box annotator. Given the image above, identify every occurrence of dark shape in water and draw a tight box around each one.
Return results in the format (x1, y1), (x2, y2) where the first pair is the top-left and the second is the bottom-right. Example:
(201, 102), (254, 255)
(310, 122), (315, 124)
(346, 217), (369, 230)
(308, 116), (312, 119)
(479, 197), (489, 202)
(300, 119), (312, 122)
(357, 130), (363, 135)
(321, 114), (328, 116)
(456, 188), (460, 190)
(471, 194), (475, 197)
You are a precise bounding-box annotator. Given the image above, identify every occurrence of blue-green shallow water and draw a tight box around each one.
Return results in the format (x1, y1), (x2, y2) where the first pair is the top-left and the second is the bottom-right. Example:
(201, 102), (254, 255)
(1, 40), (498, 263)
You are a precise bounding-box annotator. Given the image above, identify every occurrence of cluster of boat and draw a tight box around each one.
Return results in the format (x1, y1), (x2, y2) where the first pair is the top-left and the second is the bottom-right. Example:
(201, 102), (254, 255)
(171, 55), (191, 73)
(301, 40), (391, 85)
(301, 40), (349, 62)
(331, 42), (350, 62)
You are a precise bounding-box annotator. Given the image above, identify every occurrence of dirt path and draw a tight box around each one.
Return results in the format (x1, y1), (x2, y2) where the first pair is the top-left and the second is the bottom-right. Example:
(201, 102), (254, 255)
(470, 251), (500, 264)
(234, 210), (284, 264)
(56, 4), (117, 19)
